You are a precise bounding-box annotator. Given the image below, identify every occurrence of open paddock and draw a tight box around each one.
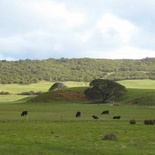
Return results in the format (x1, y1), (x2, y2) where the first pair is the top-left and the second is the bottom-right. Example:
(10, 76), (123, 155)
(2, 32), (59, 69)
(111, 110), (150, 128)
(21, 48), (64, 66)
(0, 103), (154, 121)
(0, 102), (154, 154)
(0, 80), (155, 154)
(0, 119), (155, 155)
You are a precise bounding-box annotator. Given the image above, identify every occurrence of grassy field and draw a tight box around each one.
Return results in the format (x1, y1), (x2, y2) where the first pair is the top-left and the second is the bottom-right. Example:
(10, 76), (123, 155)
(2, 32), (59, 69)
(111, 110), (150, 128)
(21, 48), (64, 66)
(0, 79), (155, 95)
(0, 81), (89, 94)
(119, 79), (155, 89)
(0, 102), (155, 155)
(0, 80), (155, 154)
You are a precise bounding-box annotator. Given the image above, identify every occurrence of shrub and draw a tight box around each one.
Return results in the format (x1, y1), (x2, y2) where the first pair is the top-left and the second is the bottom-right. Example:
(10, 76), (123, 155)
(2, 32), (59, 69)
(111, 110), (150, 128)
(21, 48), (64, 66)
(102, 132), (118, 140)
(129, 120), (136, 124)
(49, 83), (67, 91)
(0, 91), (10, 95)
(144, 120), (154, 125)
(18, 91), (42, 95)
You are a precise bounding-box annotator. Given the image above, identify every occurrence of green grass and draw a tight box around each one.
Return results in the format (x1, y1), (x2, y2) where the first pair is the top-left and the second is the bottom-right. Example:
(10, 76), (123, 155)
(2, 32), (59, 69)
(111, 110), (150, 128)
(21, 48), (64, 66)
(0, 103), (155, 155)
(1, 79), (155, 95)
(0, 81), (89, 94)
(0, 121), (155, 155)
(1, 80), (155, 105)
(0, 80), (155, 154)
(0, 102), (154, 121)
(118, 79), (155, 89)
(115, 88), (155, 105)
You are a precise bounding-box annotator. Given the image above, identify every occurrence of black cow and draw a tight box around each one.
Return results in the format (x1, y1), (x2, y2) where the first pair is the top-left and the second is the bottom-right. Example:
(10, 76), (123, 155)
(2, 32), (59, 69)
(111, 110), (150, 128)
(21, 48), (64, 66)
(113, 116), (121, 119)
(21, 111), (28, 116)
(92, 115), (99, 120)
(76, 111), (81, 117)
(101, 110), (109, 114)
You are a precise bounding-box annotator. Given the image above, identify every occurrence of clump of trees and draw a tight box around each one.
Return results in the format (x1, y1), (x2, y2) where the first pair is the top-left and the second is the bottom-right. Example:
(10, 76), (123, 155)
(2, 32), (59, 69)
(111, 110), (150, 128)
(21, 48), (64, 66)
(18, 91), (42, 95)
(0, 58), (155, 84)
(84, 79), (127, 103)
(0, 91), (10, 95)
(49, 83), (67, 91)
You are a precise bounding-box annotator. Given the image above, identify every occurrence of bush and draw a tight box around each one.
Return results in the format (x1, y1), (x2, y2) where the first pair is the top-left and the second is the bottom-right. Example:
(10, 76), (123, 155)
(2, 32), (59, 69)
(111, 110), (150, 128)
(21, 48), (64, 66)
(102, 132), (118, 140)
(18, 91), (42, 95)
(49, 83), (67, 91)
(129, 120), (136, 124)
(0, 91), (10, 95)
(144, 120), (154, 125)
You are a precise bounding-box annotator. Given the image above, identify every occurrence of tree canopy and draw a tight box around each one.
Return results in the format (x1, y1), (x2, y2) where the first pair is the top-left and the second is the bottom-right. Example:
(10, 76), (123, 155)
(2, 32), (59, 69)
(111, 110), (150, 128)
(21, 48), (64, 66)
(49, 82), (67, 91)
(0, 57), (155, 84)
(84, 79), (127, 103)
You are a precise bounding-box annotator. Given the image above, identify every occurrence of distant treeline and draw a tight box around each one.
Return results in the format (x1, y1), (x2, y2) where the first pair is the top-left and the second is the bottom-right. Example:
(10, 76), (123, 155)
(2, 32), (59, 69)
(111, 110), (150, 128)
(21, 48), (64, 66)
(0, 57), (155, 84)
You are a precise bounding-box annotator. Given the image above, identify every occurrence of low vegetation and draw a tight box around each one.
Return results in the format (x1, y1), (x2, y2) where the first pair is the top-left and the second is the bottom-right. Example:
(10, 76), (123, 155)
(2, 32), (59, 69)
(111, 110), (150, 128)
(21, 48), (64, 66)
(28, 87), (89, 103)
(102, 132), (118, 140)
(18, 91), (42, 95)
(0, 91), (10, 95)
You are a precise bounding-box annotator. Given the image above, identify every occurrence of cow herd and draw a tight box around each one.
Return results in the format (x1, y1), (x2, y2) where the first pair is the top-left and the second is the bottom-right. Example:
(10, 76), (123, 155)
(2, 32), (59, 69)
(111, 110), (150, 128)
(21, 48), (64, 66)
(75, 110), (121, 120)
(21, 110), (121, 121)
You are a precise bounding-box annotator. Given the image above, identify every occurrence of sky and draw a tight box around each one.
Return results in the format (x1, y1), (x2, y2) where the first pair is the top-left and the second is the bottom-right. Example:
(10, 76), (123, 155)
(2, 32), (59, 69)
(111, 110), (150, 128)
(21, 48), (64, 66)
(0, 0), (155, 60)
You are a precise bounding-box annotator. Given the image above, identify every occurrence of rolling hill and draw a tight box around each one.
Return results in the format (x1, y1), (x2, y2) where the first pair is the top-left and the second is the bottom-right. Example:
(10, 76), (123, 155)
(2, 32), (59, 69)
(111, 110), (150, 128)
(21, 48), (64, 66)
(1, 57), (155, 84)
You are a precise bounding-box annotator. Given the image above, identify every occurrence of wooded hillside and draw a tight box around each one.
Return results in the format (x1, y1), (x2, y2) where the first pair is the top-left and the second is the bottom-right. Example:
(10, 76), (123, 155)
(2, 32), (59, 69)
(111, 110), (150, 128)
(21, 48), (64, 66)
(0, 57), (155, 84)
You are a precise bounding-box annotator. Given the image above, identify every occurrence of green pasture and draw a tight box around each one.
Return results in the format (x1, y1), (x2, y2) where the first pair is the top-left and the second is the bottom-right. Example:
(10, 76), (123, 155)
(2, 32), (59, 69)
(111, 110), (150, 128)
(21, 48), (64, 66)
(0, 79), (154, 95)
(0, 79), (155, 103)
(0, 80), (155, 154)
(118, 79), (155, 89)
(0, 121), (155, 155)
(0, 81), (89, 94)
(0, 103), (155, 155)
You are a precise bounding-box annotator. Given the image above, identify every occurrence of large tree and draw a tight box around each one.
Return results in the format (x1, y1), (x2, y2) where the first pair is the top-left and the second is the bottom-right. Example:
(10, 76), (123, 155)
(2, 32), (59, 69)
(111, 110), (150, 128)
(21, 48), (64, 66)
(84, 79), (127, 103)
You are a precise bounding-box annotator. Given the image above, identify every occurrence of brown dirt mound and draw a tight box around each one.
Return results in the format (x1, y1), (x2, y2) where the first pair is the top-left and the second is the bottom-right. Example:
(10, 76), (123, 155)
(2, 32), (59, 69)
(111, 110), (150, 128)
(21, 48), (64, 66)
(28, 87), (89, 103)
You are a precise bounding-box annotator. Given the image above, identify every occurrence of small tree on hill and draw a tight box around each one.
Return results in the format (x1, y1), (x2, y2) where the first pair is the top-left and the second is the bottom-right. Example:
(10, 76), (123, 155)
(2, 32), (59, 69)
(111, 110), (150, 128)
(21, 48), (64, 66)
(84, 79), (127, 103)
(49, 82), (67, 91)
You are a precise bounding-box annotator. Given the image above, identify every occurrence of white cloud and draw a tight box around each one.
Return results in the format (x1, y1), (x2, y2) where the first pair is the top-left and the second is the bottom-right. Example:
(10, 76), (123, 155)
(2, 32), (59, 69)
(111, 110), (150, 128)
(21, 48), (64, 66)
(97, 13), (138, 44)
(27, 0), (86, 29)
(75, 29), (95, 43)
(0, 0), (155, 60)
(87, 46), (155, 59)
(0, 35), (27, 53)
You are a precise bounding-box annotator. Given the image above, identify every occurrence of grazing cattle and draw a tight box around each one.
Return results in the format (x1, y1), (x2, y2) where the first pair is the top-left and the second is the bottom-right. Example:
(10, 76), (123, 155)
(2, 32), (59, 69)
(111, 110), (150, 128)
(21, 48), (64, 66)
(113, 116), (121, 119)
(76, 111), (81, 117)
(92, 115), (99, 120)
(101, 110), (109, 114)
(21, 111), (28, 116)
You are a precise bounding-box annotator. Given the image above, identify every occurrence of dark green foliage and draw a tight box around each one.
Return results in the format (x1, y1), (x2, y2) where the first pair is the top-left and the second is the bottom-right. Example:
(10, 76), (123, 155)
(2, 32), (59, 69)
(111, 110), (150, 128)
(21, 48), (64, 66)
(49, 83), (67, 91)
(129, 120), (136, 124)
(85, 79), (127, 103)
(1, 58), (155, 84)
(84, 87), (101, 99)
(18, 91), (42, 95)
(0, 91), (10, 95)
(102, 133), (118, 140)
